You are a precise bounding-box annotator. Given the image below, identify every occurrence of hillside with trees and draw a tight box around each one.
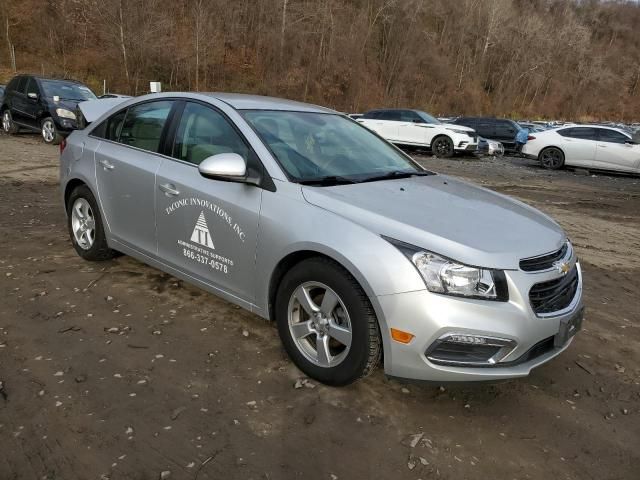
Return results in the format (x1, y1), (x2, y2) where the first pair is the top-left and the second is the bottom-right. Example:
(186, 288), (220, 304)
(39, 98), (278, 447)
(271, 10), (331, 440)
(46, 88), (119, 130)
(1, 0), (639, 120)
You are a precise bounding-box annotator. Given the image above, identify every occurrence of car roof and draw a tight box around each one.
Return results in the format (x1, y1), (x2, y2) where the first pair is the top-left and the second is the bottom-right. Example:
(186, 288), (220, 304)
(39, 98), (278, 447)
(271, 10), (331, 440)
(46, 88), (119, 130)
(200, 93), (336, 113)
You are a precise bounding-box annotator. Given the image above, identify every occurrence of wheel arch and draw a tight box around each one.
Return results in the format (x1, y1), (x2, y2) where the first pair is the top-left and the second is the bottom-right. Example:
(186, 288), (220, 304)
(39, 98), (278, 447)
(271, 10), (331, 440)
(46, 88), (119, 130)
(538, 145), (565, 160)
(268, 250), (370, 320)
(63, 178), (98, 214)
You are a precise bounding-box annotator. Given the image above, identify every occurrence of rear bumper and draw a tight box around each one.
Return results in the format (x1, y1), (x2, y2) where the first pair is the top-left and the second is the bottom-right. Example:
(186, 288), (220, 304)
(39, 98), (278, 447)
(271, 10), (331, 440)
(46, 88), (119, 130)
(377, 263), (584, 382)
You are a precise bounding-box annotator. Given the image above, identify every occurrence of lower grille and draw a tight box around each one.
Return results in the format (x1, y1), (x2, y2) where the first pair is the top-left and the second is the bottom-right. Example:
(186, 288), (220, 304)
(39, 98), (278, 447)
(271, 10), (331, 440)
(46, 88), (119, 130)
(529, 266), (579, 314)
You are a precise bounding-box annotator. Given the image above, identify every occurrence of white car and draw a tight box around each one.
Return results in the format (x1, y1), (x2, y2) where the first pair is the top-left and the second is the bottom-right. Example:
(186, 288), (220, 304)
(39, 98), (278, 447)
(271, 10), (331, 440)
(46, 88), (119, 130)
(357, 109), (477, 157)
(523, 125), (640, 173)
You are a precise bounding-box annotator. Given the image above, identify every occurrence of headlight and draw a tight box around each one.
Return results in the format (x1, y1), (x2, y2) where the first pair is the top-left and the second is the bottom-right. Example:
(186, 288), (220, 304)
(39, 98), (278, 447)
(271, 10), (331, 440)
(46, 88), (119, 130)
(56, 108), (76, 120)
(447, 128), (473, 136)
(385, 237), (508, 301)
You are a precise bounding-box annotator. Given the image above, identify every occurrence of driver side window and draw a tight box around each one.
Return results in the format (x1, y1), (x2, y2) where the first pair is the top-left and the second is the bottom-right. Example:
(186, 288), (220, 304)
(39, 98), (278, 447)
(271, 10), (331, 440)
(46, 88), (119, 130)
(172, 102), (249, 165)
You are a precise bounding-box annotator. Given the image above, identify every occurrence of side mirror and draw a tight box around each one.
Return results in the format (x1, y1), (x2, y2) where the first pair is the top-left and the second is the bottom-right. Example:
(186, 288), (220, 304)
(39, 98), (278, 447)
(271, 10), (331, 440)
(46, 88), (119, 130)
(198, 153), (248, 182)
(27, 92), (38, 100)
(624, 140), (637, 146)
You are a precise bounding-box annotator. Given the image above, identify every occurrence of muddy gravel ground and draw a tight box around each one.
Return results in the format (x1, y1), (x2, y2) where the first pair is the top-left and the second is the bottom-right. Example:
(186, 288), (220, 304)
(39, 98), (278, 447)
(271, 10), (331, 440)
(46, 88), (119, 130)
(1, 133), (638, 480)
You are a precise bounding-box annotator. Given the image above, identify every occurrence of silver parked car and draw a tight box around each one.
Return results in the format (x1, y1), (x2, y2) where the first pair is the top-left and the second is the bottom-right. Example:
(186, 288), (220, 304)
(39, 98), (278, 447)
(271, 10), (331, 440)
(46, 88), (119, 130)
(60, 93), (584, 386)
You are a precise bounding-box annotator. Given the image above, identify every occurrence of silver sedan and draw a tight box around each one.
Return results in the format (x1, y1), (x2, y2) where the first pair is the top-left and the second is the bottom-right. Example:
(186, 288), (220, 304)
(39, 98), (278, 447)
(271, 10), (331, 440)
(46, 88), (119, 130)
(60, 93), (584, 386)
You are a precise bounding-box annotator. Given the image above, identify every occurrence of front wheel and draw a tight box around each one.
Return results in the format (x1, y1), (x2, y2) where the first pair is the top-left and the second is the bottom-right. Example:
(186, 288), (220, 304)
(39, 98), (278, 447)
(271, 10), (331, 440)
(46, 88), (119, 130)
(431, 136), (455, 158)
(275, 257), (381, 386)
(539, 147), (565, 170)
(2, 110), (19, 134)
(41, 117), (62, 145)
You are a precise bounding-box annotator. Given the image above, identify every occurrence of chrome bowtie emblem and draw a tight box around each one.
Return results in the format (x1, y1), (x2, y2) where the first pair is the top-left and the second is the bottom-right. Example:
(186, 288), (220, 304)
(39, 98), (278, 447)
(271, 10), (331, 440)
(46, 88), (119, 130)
(554, 261), (571, 275)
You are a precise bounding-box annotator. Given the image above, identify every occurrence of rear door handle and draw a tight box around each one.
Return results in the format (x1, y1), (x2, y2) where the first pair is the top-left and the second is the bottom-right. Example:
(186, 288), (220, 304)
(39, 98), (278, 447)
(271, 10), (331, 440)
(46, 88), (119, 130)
(159, 183), (180, 197)
(99, 159), (114, 170)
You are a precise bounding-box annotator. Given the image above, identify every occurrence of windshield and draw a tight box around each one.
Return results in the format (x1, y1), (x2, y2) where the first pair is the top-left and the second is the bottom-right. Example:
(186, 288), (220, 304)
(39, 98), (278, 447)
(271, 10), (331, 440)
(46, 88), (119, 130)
(242, 111), (425, 182)
(40, 80), (97, 101)
(416, 111), (441, 125)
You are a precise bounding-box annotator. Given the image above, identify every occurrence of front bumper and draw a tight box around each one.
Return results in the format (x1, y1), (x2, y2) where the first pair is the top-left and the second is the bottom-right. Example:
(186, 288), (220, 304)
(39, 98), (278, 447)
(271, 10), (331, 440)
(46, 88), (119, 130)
(377, 263), (583, 382)
(54, 117), (78, 135)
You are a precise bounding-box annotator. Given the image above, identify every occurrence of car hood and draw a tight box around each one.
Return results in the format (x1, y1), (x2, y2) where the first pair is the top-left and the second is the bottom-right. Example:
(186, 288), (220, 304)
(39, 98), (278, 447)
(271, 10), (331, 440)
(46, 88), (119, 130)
(78, 98), (130, 123)
(302, 175), (565, 269)
(47, 98), (82, 111)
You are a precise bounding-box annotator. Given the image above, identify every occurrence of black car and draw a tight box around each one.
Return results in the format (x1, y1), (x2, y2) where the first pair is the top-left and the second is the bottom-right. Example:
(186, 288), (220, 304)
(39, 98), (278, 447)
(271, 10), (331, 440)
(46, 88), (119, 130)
(0, 85), (5, 104)
(1, 75), (97, 144)
(452, 117), (523, 151)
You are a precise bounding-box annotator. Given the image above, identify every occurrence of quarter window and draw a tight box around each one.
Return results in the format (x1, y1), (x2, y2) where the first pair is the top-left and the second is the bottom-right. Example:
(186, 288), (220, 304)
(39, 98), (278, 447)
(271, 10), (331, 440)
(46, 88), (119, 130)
(172, 102), (249, 165)
(117, 101), (172, 152)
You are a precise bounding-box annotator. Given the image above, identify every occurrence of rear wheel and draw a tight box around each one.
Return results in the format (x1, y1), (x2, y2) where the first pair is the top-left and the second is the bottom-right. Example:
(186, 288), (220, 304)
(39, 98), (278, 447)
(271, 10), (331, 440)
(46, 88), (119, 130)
(431, 136), (454, 158)
(2, 110), (19, 134)
(41, 117), (62, 145)
(67, 185), (116, 261)
(275, 257), (381, 386)
(539, 147), (564, 170)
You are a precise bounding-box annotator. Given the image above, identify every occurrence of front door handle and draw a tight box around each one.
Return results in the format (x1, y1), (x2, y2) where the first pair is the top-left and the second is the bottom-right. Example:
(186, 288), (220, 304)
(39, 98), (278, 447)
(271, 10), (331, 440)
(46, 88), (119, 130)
(598, 144), (607, 148)
(99, 159), (114, 170)
(159, 183), (180, 197)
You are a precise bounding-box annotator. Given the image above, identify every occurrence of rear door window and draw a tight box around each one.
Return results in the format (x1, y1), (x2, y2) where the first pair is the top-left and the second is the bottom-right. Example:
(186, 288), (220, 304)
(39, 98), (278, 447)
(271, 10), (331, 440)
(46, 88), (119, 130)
(118, 101), (173, 152)
(16, 76), (27, 94)
(495, 121), (517, 137)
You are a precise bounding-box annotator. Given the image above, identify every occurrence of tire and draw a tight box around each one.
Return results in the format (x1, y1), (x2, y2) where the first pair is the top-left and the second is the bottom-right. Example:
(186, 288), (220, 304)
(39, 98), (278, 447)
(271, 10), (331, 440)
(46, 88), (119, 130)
(539, 147), (565, 170)
(2, 110), (19, 134)
(67, 185), (116, 261)
(41, 117), (62, 145)
(431, 135), (455, 158)
(275, 257), (381, 386)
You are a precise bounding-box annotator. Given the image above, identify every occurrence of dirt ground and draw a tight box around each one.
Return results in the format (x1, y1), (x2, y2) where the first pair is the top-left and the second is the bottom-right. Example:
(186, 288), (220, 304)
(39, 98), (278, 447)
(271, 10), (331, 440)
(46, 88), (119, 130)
(1, 133), (638, 480)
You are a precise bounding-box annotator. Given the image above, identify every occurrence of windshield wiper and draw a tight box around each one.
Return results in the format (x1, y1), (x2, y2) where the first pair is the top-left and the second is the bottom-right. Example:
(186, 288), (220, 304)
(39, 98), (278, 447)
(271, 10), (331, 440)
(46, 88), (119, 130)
(359, 170), (432, 183)
(298, 175), (357, 186)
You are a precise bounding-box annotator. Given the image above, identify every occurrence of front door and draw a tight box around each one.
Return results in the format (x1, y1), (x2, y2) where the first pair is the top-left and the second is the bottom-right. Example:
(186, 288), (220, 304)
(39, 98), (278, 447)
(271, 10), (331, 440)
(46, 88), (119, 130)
(155, 101), (262, 303)
(594, 128), (640, 173)
(94, 100), (174, 254)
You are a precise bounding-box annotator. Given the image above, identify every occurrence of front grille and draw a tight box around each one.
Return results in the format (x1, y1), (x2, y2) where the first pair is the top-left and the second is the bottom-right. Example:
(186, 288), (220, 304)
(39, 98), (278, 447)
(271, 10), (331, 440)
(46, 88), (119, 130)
(529, 266), (579, 314)
(520, 243), (568, 272)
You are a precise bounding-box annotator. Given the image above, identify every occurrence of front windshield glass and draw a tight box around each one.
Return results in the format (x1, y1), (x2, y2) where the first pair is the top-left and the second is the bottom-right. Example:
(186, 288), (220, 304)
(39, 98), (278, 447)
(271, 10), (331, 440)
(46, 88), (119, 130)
(40, 80), (97, 101)
(416, 111), (441, 124)
(242, 111), (424, 182)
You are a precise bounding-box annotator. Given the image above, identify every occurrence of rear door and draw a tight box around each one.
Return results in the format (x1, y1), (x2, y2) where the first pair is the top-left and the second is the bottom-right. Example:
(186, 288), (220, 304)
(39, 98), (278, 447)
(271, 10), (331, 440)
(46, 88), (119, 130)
(494, 120), (518, 149)
(155, 100), (262, 304)
(360, 111), (400, 143)
(594, 128), (640, 173)
(556, 127), (598, 167)
(94, 100), (175, 254)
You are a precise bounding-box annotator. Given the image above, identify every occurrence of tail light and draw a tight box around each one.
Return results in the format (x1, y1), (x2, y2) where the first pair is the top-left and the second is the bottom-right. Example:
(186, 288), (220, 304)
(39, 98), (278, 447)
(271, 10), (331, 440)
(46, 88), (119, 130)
(527, 135), (536, 141)
(59, 138), (67, 154)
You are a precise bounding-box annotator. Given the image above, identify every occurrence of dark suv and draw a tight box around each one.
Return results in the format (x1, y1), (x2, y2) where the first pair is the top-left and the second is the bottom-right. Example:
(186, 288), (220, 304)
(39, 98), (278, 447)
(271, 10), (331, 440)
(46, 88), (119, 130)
(452, 117), (523, 151)
(1, 75), (97, 144)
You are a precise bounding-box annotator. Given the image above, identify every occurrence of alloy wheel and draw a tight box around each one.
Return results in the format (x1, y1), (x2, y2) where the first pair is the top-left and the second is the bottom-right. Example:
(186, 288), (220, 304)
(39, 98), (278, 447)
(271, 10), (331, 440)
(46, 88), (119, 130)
(42, 119), (55, 143)
(287, 281), (352, 368)
(71, 198), (96, 250)
(541, 148), (563, 169)
(2, 111), (10, 132)
(433, 138), (453, 157)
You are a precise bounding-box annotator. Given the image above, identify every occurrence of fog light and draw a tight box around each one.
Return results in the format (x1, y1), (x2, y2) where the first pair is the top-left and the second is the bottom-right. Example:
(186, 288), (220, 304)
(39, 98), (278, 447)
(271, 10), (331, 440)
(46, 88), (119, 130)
(426, 333), (516, 367)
